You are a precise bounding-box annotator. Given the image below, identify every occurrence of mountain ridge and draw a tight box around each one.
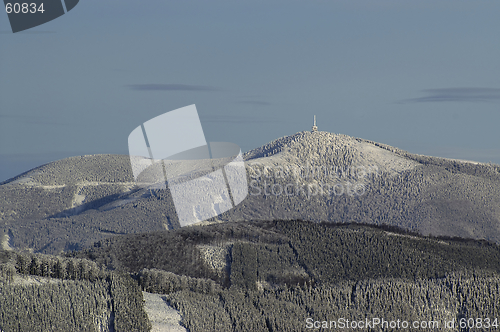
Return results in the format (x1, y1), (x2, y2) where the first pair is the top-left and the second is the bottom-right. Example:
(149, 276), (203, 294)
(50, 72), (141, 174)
(2, 131), (497, 186)
(2, 130), (500, 253)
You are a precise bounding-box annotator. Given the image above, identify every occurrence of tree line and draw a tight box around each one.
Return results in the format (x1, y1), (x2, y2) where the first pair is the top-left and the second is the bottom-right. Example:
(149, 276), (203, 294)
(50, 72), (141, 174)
(0, 249), (151, 332)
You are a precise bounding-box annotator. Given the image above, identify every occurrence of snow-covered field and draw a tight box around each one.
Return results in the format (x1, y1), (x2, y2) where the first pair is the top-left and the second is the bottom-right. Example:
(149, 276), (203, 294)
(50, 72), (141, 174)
(142, 292), (187, 332)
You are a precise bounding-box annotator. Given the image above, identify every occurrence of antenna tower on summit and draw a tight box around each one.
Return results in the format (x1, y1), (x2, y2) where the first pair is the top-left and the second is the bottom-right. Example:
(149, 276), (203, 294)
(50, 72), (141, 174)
(312, 115), (318, 132)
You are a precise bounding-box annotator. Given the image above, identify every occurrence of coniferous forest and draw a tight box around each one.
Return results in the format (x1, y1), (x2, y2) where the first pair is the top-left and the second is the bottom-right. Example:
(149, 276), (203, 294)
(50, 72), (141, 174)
(2, 219), (499, 331)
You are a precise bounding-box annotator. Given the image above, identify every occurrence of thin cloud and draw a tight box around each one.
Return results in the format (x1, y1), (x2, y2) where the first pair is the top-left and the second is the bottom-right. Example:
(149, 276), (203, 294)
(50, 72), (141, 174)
(400, 88), (500, 103)
(127, 84), (220, 92)
(200, 115), (282, 124)
(235, 101), (271, 106)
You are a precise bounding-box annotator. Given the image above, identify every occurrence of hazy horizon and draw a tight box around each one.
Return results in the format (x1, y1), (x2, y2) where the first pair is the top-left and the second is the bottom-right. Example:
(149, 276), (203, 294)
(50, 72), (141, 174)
(2, 0), (500, 182)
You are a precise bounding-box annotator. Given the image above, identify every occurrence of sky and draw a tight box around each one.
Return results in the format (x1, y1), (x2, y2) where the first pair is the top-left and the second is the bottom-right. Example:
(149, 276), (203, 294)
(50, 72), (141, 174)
(1, 0), (500, 182)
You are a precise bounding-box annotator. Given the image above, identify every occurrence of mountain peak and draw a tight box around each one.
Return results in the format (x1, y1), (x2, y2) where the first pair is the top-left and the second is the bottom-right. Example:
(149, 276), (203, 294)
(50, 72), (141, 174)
(244, 131), (350, 159)
(243, 131), (419, 177)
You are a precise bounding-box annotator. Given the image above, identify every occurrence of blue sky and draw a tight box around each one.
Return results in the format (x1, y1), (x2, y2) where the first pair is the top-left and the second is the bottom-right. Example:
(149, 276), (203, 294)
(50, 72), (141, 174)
(1, 0), (500, 182)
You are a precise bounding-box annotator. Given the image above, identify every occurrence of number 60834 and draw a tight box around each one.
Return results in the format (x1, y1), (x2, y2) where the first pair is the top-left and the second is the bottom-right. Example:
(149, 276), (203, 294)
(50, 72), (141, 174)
(5, 3), (45, 14)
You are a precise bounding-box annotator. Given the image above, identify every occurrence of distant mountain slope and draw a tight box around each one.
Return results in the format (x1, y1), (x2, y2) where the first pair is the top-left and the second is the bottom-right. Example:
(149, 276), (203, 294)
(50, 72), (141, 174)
(233, 131), (500, 241)
(74, 220), (500, 332)
(76, 220), (500, 287)
(0, 155), (173, 253)
(1, 131), (500, 253)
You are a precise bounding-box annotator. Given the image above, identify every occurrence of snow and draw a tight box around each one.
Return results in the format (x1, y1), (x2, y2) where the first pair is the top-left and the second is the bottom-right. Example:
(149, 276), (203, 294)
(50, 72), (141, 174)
(142, 292), (187, 332)
(1, 233), (13, 251)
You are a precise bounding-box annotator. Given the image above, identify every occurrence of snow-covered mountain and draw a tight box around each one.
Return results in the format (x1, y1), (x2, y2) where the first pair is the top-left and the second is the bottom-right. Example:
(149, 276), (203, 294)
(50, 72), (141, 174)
(2, 131), (500, 253)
